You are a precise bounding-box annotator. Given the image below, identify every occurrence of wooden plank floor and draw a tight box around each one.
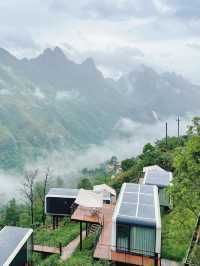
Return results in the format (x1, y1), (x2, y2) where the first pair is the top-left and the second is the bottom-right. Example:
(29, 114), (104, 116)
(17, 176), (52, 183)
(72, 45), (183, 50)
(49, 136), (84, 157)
(71, 206), (104, 224)
(61, 231), (86, 261)
(93, 204), (115, 260)
(33, 245), (60, 254)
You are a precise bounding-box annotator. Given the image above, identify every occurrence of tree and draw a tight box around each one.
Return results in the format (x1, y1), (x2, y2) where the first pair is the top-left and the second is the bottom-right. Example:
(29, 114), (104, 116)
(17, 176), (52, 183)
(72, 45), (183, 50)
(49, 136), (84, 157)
(121, 158), (136, 171)
(172, 135), (200, 218)
(187, 116), (200, 136)
(21, 169), (38, 226)
(35, 168), (51, 225)
(4, 199), (19, 226)
(77, 178), (92, 189)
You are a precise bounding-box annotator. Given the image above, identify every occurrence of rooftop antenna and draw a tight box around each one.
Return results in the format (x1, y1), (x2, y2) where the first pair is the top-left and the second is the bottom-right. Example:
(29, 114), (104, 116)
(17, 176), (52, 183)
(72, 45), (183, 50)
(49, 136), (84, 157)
(165, 122), (168, 147)
(176, 116), (181, 137)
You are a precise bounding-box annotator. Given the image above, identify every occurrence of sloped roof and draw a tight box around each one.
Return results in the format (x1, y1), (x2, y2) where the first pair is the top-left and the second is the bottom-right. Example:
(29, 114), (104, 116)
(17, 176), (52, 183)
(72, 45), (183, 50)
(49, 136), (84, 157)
(93, 184), (116, 196)
(75, 189), (103, 208)
(0, 226), (33, 266)
(46, 188), (79, 198)
(143, 166), (173, 188)
(113, 183), (161, 228)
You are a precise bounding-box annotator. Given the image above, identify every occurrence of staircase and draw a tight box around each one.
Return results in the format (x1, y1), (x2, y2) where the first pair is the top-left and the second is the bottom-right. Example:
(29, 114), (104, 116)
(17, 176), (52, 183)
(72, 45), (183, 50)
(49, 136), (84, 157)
(88, 223), (101, 234)
(184, 214), (200, 265)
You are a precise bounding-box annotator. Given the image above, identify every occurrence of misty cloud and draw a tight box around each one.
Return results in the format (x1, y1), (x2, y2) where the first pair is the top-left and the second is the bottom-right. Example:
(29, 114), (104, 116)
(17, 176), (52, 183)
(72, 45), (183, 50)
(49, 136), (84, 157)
(1, 112), (197, 201)
(33, 87), (46, 100)
(55, 90), (81, 101)
(187, 43), (200, 51)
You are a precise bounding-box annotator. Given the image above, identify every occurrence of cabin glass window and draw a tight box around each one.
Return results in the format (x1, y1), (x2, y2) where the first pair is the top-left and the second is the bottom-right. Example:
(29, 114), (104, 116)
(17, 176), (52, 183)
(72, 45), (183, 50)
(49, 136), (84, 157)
(116, 224), (129, 251)
(130, 226), (155, 256)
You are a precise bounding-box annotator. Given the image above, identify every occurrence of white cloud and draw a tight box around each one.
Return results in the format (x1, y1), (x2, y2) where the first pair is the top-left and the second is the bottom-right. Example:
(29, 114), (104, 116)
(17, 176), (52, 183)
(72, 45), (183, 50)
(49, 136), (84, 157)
(0, 1), (200, 83)
(55, 90), (81, 101)
(0, 89), (12, 96)
(33, 87), (45, 99)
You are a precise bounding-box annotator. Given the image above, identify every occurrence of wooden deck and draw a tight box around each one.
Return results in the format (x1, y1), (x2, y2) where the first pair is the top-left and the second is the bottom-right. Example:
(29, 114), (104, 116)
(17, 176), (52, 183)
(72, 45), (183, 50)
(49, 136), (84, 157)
(71, 206), (104, 224)
(111, 251), (160, 266)
(93, 204), (161, 266)
(33, 245), (60, 254)
(93, 204), (115, 260)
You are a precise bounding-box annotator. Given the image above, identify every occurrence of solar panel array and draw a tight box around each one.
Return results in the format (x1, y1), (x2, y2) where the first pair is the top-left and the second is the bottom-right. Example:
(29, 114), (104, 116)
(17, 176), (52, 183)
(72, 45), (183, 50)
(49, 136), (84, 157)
(144, 168), (172, 188)
(116, 183), (158, 227)
(0, 226), (32, 265)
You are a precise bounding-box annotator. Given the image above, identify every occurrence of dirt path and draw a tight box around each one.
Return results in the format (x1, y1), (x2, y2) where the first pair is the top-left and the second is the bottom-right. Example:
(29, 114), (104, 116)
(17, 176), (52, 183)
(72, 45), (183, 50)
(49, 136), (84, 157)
(61, 230), (86, 261)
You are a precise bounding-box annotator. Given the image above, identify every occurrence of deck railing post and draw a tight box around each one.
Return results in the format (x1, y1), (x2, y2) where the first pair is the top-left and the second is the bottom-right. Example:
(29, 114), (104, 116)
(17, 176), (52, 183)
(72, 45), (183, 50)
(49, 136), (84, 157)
(59, 242), (62, 256)
(155, 252), (159, 266)
(80, 222), (83, 251)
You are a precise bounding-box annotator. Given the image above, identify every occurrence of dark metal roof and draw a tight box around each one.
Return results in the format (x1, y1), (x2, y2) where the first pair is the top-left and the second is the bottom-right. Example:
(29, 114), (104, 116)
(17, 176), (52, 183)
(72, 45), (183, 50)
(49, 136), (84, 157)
(47, 188), (79, 198)
(0, 226), (32, 265)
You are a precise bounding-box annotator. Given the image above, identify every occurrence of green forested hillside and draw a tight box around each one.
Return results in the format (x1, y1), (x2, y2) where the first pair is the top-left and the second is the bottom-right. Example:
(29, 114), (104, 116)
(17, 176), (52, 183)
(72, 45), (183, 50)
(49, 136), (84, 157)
(1, 117), (200, 265)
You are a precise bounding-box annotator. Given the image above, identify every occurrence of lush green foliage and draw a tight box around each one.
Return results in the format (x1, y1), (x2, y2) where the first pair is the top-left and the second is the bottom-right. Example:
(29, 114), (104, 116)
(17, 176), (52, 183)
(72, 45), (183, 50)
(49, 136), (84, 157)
(77, 178), (93, 190)
(34, 220), (80, 247)
(33, 234), (110, 266)
(1, 118), (200, 264)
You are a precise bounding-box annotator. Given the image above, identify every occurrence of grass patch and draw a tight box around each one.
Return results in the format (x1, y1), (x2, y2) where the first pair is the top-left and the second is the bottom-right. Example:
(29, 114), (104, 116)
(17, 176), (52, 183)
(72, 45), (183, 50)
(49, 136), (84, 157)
(34, 219), (80, 247)
(66, 234), (110, 266)
(34, 234), (111, 266)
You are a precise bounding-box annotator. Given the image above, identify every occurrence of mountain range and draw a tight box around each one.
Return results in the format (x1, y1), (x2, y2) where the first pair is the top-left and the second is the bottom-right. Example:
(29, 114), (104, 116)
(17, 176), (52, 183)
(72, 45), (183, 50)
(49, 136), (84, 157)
(0, 46), (199, 171)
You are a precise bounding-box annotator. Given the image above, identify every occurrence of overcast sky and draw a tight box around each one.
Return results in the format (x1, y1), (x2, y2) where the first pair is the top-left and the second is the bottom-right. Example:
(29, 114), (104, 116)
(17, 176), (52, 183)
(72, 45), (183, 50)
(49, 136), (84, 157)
(1, 0), (200, 83)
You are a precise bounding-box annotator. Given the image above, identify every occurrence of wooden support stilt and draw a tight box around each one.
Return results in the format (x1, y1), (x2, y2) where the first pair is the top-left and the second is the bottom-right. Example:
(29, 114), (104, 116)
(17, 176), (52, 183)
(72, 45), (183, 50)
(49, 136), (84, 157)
(52, 216), (55, 230)
(86, 222), (88, 237)
(56, 216), (59, 228)
(80, 222), (83, 251)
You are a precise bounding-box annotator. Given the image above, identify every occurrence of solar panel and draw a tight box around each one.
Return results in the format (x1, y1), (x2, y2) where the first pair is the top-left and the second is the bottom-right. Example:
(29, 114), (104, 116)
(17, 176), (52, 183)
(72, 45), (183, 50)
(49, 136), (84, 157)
(144, 168), (172, 188)
(116, 183), (159, 227)
(137, 205), (155, 220)
(124, 184), (139, 193)
(139, 194), (154, 205)
(119, 203), (137, 217)
(122, 192), (138, 203)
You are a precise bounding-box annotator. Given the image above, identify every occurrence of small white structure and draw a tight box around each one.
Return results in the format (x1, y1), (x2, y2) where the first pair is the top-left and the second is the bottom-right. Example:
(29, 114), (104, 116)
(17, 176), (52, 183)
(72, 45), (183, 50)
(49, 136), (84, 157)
(143, 165), (173, 207)
(75, 189), (103, 209)
(93, 184), (116, 204)
(93, 184), (116, 196)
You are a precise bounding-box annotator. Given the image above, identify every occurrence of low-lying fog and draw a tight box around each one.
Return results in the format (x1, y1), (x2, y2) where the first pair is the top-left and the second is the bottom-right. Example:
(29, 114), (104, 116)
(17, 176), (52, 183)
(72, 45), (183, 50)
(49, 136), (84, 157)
(0, 113), (195, 203)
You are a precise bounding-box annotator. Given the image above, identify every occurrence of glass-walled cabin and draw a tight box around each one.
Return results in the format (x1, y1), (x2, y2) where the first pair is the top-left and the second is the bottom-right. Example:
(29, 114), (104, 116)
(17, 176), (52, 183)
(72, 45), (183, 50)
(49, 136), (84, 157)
(112, 183), (161, 258)
(45, 188), (79, 216)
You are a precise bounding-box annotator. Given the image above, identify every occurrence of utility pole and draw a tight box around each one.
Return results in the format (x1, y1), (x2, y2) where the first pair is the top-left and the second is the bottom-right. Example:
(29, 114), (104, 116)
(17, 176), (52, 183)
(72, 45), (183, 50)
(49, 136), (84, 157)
(165, 122), (168, 146)
(176, 116), (181, 137)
